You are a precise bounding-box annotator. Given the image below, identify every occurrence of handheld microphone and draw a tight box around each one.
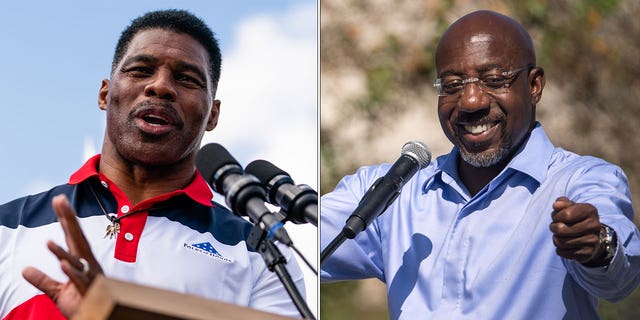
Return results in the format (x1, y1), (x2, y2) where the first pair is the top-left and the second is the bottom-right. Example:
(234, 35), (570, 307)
(343, 141), (431, 238)
(196, 143), (292, 245)
(245, 160), (318, 227)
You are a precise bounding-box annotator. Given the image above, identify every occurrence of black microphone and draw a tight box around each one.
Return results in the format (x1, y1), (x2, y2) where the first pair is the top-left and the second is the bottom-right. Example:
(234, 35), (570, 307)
(245, 160), (318, 227)
(196, 143), (292, 245)
(342, 141), (431, 238)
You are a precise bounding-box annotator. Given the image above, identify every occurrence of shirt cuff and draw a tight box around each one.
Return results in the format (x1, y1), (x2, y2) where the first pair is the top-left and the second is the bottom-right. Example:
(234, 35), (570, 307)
(579, 231), (624, 276)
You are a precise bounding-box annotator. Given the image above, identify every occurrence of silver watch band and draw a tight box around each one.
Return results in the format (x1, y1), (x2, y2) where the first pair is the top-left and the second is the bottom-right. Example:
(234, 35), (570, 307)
(600, 223), (616, 262)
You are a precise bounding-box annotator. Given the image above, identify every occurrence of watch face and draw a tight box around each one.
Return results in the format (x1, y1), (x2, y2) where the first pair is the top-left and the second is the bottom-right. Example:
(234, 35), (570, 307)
(602, 224), (616, 260)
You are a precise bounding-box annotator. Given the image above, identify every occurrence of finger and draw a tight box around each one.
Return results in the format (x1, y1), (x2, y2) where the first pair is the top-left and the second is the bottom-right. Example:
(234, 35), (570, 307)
(46, 240), (86, 271)
(553, 233), (599, 250)
(51, 196), (104, 277)
(22, 266), (62, 298)
(550, 218), (599, 237)
(52, 195), (92, 257)
(552, 196), (574, 212)
(47, 240), (96, 295)
(60, 260), (90, 295)
(555, 246), (598, 263)
(551, 203), (597, 225)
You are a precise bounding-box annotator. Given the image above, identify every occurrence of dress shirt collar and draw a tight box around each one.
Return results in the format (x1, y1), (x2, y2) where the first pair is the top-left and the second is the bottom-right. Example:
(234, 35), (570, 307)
(424, 122), (555, 193)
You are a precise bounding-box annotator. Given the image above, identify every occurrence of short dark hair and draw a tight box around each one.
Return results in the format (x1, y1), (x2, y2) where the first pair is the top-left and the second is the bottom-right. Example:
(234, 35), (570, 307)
(112, 9), (222, 93)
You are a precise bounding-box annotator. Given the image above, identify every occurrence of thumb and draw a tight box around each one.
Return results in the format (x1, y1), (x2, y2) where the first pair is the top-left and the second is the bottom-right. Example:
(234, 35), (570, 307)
(23, 266), (61, 298)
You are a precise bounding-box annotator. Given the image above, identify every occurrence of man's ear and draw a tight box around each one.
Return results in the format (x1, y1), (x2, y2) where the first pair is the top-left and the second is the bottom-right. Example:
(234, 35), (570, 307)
(98, 79), (110, 111)
(529, 67), (545, 104)
(206, 99), (221, 131)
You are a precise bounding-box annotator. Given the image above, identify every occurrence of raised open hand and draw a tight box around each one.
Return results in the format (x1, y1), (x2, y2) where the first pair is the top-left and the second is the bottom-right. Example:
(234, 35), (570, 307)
(22, 194), (103, 317)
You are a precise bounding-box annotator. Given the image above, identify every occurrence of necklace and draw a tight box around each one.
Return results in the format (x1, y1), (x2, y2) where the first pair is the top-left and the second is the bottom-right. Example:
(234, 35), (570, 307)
(87, 181), (166, 239)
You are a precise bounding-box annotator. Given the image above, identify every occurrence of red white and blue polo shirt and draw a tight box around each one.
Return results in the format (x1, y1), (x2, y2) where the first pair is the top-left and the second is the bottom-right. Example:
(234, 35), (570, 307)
(0, 155), (304, 319)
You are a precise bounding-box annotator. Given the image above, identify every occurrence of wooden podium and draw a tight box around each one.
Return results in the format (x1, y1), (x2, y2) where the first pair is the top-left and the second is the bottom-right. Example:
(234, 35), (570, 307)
(72, 275), (297, 320)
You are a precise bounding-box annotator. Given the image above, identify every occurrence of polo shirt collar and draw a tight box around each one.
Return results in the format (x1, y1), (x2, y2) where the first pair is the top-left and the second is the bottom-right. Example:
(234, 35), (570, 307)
(68, 154), (214, 207)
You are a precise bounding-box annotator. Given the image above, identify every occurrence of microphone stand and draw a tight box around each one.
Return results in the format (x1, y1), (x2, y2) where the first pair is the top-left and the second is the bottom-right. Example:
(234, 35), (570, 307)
(247, 224), (315, 319)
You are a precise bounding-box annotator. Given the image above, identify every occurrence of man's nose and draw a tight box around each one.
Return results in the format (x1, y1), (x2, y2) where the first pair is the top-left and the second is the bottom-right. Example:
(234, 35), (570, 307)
(458, 81), (491, 113)
(144, 69), (177, 101)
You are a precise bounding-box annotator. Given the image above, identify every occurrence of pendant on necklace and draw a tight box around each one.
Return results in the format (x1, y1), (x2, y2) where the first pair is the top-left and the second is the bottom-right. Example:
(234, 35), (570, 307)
(104, 215), (120, 239)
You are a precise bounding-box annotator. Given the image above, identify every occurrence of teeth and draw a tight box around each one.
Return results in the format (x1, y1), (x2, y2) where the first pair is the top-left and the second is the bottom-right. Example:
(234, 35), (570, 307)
(465, 123), (492, 134)
(143, 115), (169, 125)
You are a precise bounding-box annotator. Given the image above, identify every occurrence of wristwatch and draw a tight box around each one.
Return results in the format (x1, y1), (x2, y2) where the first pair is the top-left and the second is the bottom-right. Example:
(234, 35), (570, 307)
(582, 223), (617, 268)
(584, 223), (617, 267)
(600, 223), (617, 263)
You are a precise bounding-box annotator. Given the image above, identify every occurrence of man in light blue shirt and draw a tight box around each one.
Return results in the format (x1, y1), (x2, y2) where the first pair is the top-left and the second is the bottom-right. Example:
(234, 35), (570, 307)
(320, 10), (640, 319)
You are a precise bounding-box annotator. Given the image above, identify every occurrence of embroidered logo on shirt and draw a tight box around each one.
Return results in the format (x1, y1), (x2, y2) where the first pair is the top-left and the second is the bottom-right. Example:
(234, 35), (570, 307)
(184, 242), (232, 262)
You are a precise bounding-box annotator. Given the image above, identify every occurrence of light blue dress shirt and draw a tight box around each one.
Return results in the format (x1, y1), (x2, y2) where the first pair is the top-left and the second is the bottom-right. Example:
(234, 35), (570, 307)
(320, 124), (640, 319)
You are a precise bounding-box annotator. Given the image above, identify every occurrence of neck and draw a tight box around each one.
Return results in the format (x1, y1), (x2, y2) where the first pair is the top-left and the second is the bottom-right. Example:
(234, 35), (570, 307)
(457, 128), (534, 196)
(457, 158), (508, 197)
(98, 152), (196, 206)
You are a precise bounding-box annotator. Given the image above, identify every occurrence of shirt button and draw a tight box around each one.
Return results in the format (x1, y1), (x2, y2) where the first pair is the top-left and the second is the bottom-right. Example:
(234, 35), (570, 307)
(124, 232), (134, 241)
(100, 181), (109, 188)
(121, 205), (130, 214)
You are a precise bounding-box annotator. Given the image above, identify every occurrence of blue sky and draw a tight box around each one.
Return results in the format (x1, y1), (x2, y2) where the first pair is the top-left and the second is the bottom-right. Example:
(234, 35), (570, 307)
(0, 0), (317, 314)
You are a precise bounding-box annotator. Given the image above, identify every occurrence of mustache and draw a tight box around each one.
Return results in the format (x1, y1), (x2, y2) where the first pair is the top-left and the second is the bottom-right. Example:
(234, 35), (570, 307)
(129, 100), (183, 129)
(456, 108), (504, 124)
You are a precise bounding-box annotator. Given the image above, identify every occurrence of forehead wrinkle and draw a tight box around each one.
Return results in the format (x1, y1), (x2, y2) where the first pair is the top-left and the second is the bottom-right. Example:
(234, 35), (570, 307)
(121, 54), (156, 68)
(120, 44), (209, 83)
(438, 63), (511, 78)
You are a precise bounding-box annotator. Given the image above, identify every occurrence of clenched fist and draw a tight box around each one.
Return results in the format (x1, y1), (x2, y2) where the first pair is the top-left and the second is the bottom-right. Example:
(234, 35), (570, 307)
(549, 196), (606, 265)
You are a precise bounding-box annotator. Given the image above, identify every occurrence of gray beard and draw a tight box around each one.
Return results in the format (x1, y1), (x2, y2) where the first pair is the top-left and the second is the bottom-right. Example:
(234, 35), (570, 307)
(458, 137), (512, 168)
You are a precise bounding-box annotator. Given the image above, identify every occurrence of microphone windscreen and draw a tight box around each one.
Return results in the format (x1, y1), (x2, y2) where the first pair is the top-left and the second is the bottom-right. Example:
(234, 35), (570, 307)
(245, 160), (290, 185)
(401, 141), (432, 168)
(196, 143), (240, 182)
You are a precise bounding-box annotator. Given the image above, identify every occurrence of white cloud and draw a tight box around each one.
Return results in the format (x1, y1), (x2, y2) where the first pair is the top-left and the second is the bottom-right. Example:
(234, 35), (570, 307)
(201, 3), (318, 315)
(83, 136), (98, 162)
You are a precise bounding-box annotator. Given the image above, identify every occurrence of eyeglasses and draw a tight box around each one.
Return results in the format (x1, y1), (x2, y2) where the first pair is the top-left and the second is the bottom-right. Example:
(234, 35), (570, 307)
(433, 65), (533, 97)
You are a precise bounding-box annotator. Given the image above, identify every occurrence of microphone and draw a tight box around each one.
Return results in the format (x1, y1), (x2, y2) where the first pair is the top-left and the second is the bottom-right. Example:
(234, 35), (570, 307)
(245, 160), (318, 227)
(196, 143), (292, 245)
(342, 141), (431, 238)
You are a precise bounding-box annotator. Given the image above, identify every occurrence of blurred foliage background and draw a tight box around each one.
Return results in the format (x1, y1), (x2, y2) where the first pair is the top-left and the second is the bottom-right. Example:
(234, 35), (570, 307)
(320, 0), (640, 319)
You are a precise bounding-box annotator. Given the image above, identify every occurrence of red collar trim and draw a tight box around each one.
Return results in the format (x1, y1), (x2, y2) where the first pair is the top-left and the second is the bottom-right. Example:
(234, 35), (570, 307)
(183, 173), (215, 207)
(68, 154), (213, 207)
(69, 154), (101, 184)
